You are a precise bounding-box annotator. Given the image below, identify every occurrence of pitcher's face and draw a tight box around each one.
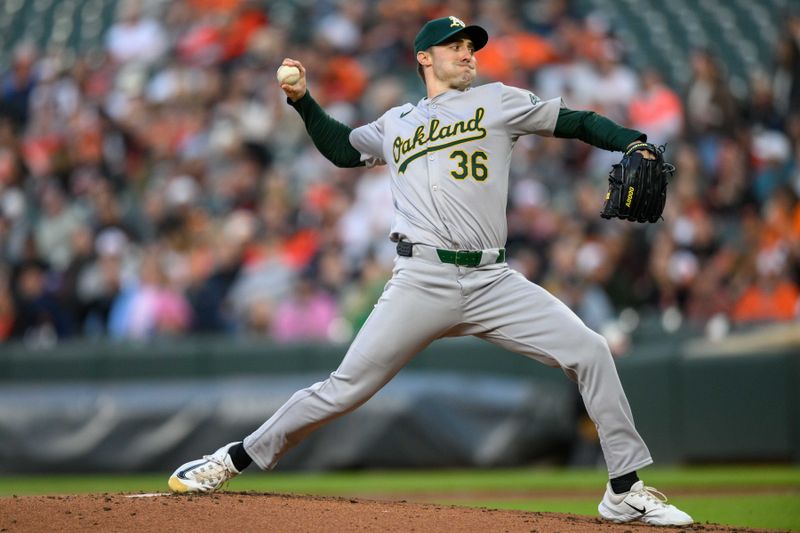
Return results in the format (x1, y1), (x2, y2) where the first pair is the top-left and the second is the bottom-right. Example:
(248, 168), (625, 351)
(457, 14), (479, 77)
(428, 37), (477, 90)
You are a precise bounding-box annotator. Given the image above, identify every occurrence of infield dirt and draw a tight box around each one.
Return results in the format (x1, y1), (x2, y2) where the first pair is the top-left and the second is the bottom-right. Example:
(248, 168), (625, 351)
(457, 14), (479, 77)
(0, 492), (782, 533)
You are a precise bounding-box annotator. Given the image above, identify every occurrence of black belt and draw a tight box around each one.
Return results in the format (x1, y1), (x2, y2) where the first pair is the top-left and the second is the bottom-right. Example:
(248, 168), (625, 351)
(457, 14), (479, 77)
(396, 241), (506, 267)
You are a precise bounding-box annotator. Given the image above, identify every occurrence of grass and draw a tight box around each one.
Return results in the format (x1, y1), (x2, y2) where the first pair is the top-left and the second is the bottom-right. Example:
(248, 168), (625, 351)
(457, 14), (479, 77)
(1, 466), (799, 531)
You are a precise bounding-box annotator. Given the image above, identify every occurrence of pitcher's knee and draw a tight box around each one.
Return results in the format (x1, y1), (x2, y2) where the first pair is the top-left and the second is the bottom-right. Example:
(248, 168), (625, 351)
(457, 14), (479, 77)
(588, 330), (614, 360)
(315, 372), (378, 413)
(566, 329), (614, 370)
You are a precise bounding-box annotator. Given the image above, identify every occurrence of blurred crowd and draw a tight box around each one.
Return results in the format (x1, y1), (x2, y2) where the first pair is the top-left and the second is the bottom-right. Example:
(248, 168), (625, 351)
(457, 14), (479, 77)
(1, 0), (799, 347)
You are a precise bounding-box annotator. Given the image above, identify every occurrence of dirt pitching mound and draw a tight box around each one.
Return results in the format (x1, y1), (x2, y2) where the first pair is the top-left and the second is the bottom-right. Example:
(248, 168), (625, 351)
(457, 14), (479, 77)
(0, 492), (775, 533)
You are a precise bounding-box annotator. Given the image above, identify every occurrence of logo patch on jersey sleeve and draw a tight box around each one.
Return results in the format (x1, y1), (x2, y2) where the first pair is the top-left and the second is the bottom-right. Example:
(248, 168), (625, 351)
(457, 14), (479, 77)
(529, 93), (541, 106)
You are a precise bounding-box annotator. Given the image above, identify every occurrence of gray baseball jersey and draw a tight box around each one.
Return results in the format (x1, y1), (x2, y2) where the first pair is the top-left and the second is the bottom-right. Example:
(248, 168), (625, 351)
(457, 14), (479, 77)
(349, 82), (561, 250)
(244, 83), (652, 478)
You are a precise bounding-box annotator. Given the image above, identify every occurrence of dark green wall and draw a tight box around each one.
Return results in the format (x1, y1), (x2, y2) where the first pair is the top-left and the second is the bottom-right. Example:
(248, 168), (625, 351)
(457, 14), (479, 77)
(1, 331), (798, 464)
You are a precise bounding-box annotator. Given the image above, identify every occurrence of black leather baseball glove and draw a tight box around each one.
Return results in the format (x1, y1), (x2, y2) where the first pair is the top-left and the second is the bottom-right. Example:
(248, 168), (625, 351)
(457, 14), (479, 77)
(600, 143), (675, 223)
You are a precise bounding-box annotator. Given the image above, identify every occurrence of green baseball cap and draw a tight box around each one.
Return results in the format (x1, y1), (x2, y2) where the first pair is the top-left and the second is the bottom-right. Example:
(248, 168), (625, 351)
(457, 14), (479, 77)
(414, 16), (489, 54)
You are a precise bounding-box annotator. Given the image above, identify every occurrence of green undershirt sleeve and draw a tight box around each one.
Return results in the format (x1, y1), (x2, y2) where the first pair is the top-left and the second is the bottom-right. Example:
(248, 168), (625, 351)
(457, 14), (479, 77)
(553, 108), (646, 152)
(288, 92), (365, 168)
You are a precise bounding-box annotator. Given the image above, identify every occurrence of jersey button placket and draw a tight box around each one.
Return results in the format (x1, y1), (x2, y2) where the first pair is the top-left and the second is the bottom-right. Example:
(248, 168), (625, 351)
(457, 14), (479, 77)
(426, 104), (447, 234)
(427, 105), (438, 192)
(429, 154), (438, 193)
(429, 106), (437, 166)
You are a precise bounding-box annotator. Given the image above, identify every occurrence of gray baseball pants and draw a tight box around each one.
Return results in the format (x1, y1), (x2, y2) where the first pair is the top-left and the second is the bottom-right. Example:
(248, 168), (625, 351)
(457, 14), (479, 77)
(243, 255), (653, 478)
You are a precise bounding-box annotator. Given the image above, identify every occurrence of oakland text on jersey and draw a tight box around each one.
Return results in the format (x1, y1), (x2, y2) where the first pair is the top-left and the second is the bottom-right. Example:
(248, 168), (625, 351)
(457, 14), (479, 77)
(393, 107), (487, 173)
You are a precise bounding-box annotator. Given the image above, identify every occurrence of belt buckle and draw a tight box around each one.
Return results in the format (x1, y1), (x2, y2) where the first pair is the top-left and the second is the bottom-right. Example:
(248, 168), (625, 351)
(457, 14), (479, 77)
(455, 249), (479, 267)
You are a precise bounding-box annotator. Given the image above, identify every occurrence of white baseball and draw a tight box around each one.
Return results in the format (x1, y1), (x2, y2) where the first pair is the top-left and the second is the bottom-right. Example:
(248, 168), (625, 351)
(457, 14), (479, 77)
(276, 65), (301, 85)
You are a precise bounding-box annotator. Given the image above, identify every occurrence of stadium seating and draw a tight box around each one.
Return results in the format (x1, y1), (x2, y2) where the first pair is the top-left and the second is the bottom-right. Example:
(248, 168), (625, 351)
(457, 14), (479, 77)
(0, 0), (119, 71)
(574, 0), (785, 93)
(0, 0), (786, 96)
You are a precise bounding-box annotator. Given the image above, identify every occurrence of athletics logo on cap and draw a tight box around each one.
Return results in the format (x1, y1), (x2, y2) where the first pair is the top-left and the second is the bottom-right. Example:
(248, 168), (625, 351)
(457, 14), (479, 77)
(449, 16), (466, 28)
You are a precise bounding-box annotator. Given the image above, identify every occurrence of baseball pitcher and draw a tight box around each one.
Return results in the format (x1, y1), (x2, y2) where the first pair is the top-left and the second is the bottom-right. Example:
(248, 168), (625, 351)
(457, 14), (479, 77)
(168, 16), (690, 527)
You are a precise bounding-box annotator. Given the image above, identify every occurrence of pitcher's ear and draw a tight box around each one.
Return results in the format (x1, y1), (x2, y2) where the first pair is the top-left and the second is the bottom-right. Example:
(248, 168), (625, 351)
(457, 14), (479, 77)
(417, 50), (432, 67)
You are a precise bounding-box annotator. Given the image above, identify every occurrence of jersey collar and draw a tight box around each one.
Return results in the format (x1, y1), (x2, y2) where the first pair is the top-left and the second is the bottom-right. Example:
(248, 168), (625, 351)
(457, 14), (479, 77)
(418, 87), (472, 107)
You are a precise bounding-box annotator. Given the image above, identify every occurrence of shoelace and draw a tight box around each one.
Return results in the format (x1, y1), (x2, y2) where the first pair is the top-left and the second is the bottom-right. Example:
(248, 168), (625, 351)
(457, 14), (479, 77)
(634, 486), (669, 507)
(194, 455), (232, 485)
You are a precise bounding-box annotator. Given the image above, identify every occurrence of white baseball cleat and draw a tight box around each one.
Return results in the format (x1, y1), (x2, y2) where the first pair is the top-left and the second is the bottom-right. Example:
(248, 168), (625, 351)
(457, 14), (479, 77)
(168, 441), (241, 493)
(598, 480), (693, 526)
